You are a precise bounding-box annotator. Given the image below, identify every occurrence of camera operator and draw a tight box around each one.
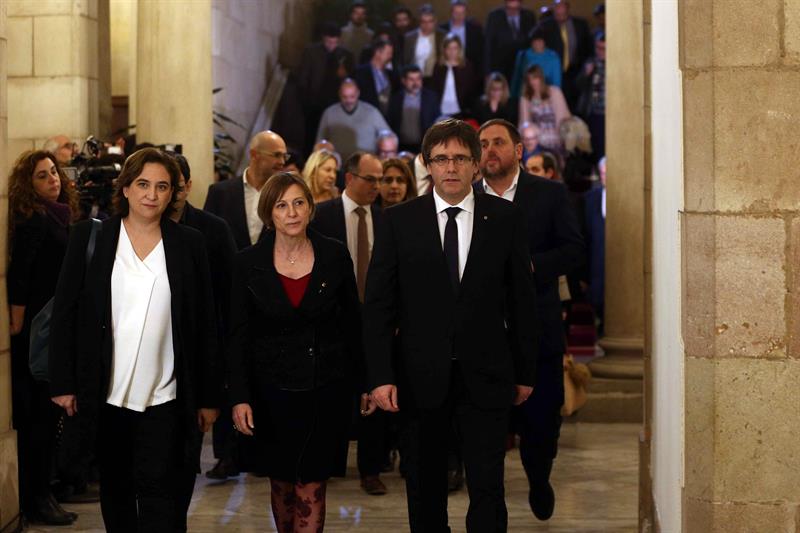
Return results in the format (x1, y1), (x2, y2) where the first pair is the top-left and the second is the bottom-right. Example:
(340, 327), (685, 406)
(43, 135), (78, 167)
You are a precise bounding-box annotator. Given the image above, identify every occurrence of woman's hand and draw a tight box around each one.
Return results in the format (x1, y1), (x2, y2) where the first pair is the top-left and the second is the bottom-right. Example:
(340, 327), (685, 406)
(197, 408), (220, 433)
(52, 394), (78, 416)
(9, 305), (25, 336)
(360, 392), (378, 417)
(232, 403), (255, 436)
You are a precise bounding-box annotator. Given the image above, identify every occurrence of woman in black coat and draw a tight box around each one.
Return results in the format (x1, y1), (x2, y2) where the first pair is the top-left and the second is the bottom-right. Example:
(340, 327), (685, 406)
(430, 34), (477, 118)
(228, 172), (370, 533)
(48, 148), (220, 533)
(7, 150), (79, 525)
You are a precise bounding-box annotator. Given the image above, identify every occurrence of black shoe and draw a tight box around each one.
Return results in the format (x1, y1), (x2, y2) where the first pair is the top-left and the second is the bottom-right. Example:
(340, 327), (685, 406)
(447, 468), (464, 493)
(206, 458), (239, 480)
(27, 495), (75, 526)
(49, 494), (78, 522)
(529, 481), (555, 521)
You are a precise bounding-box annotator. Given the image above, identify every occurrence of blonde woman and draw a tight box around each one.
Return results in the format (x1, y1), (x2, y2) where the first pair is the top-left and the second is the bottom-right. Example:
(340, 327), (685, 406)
(430, 34), (477, 117)
(302, 150), (340, 204)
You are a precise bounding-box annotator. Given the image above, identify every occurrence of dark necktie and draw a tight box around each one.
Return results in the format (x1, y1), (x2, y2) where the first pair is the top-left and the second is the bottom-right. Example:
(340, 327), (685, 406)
(355, 206), (369, 302)
(444, 207), (461, 294)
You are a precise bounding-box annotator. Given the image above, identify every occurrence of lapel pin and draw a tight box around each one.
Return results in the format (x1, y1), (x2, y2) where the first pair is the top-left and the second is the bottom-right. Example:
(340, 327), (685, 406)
(483, 215), (488, 220)
(321, 282), (327, 288)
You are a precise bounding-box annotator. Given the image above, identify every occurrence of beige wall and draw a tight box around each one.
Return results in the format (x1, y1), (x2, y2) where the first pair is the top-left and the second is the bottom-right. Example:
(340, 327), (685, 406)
(211, 0), (315, 171)
(7, 0), (101, 158)
(680, 0), (800, 529)
(0, 0), (19, 528)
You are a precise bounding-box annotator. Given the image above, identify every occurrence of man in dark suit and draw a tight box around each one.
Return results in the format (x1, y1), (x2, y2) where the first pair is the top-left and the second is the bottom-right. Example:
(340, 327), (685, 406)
(365, 119), (538, 533)
(403, 4), (446, 80)
(440, 0), (485, 89)
(170, 154), (237, 532)
(484, 0), (537, 82)
(388, 65), (441, 153)
(204, 130), (287, 251)
(538, 0), (594, 110)
(353, 39), (398, 119)
(297, 22), (355, 152)
(477, 119), (584, 521)
(311, 151), (390, 496)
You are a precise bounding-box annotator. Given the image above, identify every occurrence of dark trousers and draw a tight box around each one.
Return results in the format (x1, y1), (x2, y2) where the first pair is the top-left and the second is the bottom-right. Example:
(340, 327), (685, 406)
(176, 430), (204, 533)
(14, 379), (57, 514)
(98, 401), (182, 533)
(211, 407), (235, 460)
(357, 408), (387, 477)
(406, 362), (509, 533)
(515, 352), (564, 487)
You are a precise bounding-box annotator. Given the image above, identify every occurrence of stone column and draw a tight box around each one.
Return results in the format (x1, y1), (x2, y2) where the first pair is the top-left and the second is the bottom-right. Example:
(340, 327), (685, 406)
(7, 0), (101, 156)
(0, 1), (20, 529)
(136, 0), (213, 205)
(582, 0), (645, 422)
(680, 0), (800, 529)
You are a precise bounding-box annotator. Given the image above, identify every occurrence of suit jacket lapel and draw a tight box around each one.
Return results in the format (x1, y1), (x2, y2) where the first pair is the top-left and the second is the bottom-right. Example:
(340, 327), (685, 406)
(233, 178), (249, 246)
(92, 217), (120, 327)
(161, 219), (184, 326)
(459, 195), (488, 294)
(334, 198), (348, 244)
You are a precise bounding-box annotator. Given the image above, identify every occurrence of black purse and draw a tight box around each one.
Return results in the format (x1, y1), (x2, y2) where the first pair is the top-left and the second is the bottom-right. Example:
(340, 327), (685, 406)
(29, 218), (102, 382)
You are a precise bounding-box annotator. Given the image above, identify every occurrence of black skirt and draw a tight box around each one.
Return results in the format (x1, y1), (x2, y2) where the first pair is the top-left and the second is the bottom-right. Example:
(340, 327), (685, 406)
(244, 379), (354, 483)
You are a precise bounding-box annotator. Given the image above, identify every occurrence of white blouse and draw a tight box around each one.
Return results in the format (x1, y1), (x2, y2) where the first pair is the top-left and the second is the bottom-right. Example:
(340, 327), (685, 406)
(440, 66), (461, 116)
(106, 222), (177, 412)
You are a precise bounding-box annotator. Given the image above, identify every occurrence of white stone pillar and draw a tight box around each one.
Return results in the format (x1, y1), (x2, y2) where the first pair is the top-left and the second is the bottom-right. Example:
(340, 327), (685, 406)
(0, 1), (21, 529)
(7, 0), (101, 157)
(136, 0), (213, 205)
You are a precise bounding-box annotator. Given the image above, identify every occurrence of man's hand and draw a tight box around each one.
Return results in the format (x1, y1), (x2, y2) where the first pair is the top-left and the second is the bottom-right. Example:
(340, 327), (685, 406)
(232, 403), (255, 436)
(360, 393), (378, 416)
(370, 384), (399, 412)
(52, 394), (78, 416)
(513, 385), (533, 406)
(197, 408), (220, 433)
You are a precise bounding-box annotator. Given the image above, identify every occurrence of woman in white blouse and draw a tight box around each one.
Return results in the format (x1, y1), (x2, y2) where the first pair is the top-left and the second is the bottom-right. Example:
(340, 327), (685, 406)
(430, 34), (477, 118)
(49, 148), (220, 533)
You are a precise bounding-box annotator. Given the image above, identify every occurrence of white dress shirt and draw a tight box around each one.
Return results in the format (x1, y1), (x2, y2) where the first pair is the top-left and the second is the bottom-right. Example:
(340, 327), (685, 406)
(341, 190), (374, 277)
(414, 32), (436, 77)
(107, 223), (176, 412)
(440, 66), (461, 116)
(243, 168), (264, 245)
(482, 168), (520, 202)
(433, 188), (474, 281)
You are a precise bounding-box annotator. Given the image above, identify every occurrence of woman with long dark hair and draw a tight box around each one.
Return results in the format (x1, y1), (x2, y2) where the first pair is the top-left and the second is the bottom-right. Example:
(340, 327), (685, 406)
(8, 150), (79, 525)
(49, 148), (220, 532)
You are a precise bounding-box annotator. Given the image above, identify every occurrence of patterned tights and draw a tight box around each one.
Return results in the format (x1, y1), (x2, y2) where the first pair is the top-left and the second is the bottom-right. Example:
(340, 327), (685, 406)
(270, 479), (327, 533)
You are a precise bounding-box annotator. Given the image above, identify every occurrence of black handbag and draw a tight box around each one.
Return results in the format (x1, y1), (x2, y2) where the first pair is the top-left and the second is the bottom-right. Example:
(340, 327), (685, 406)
(29, 218), (102, 382)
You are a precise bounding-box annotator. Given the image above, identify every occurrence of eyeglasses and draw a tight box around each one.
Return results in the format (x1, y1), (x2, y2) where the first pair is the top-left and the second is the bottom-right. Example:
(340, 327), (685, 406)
(352, 173), (381, 185)
(258, 150), (290, 162)
(380, 176), (407, 185)
(429, 155), (473, 167)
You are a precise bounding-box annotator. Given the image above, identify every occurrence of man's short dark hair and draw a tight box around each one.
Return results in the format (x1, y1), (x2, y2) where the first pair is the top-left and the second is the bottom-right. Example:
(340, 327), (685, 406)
(419, 3), (435, 17)
(371, 39), (393, 57)
(478, 119), (522, 146)
(421, 119), (481, 165)
(320, 22), (341, 38)
(393, 6), (412, 19)
(401, 64), (422, 78)
(344, 151), (368, 175)
(350, 1), (366, 14)
(172, 152), (191, 181)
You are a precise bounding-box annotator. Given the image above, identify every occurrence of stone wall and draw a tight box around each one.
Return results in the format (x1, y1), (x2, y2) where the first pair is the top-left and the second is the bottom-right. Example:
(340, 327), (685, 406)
(0, 0), (19, 528)
(680, 0), (800, 529)
(7, 0), (101, 159)
(211, 0), (314, 168)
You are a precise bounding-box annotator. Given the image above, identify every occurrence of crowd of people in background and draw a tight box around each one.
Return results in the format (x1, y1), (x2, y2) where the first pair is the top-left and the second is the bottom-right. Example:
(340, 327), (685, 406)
(7, 1), (608, 532)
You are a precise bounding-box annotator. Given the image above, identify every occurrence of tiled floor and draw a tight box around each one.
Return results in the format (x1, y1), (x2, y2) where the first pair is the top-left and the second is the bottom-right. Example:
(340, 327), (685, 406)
(30, 422), (640, 532)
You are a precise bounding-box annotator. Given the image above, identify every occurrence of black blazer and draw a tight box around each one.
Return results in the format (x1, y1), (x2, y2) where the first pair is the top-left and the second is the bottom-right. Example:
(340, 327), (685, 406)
(403, 28), (447, 72)
(353, 63), (398, 117)
(297, 42), (355, 111)
(310, 196), (384, 247)
(484, 7), (537, 81)
(388, 88), (442, 145)
(475, 173), (584, 359)
(363, 193), (538, 410)
(48, 217), (221, 464)
(539, 16), (594, 80)
(204, 177), (264, 250)
(473, 96), (519, 126)
(226, 229), (362, 402)
(181, 202), (237, 340)
(440, 19), (485, 80)
(430, 63), (478, 114)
